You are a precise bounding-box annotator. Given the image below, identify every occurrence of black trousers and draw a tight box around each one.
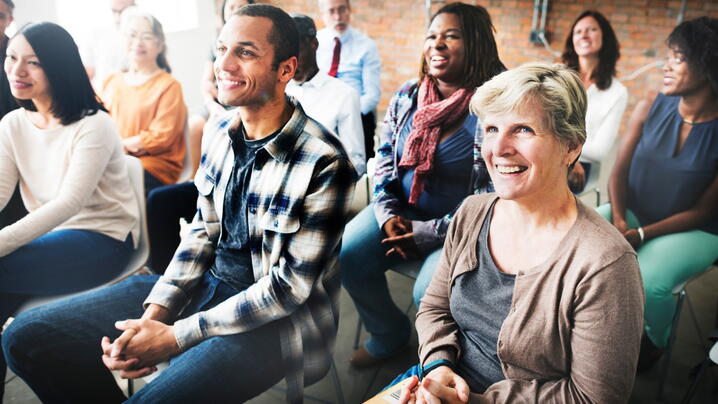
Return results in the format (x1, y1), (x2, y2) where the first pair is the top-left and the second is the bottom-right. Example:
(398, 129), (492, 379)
(146, 182), (198, 274)
(362, 111), (377, 160)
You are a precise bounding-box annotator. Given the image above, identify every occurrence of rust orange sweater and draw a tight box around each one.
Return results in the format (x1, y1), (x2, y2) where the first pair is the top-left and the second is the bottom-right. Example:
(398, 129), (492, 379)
(102, 71), (187, 185)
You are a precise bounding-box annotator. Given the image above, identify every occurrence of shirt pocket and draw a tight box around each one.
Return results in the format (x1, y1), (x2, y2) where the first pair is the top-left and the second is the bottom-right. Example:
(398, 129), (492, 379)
(193, 173), (221, 237)
(259, 212), (300, 234)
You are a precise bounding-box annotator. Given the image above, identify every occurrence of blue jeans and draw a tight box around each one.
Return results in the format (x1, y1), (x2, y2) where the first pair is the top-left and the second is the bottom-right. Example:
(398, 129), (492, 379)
(2, 272), (285, 403)
(341, 205), (442, 358)
(0, 229), (132, 400)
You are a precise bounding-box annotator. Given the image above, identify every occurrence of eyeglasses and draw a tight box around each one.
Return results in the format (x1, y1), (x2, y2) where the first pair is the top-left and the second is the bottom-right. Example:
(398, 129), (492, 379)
(127, 31), (158, 42)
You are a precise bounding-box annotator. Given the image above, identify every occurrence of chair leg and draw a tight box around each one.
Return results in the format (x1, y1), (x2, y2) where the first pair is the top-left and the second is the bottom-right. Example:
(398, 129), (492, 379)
(353, 317), (362, 350)
(681, 359), (712, 404)
(330, 358), (346, 404)
(657, 288), (687, 401)
(685, 294), (708, 351)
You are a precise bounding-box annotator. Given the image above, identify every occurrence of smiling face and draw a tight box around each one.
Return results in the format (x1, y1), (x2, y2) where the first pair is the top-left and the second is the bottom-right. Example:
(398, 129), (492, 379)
(481, 102), (580, 204)
(124, 16), (163, 68)
(572, 16), (602, 58)
(662, 46), (707, 96)
(4, 34), (51, 105)
(424, 12), (465, 86)
(215, 15), (285, 107)
(319, 0), (350, 34)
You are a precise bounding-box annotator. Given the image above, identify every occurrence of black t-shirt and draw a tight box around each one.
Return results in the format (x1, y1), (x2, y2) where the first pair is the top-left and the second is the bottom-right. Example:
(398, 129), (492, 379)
(211, 125), (279, 291)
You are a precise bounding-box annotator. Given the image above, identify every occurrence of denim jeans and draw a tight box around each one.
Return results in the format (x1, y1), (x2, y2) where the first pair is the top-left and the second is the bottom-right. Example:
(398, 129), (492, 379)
(597, 204), (718, 347)
(2, 272), (285, 403)
(341, 205), (442, 358)
(0, 229), (132, 400)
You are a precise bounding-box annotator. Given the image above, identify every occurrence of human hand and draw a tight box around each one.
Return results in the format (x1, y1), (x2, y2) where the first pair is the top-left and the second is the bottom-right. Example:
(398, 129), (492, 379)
(381, 216), (419, 259)
(417, 366), (470, 404)
(568, 163), (586, 193)
(101, 333), (156, 379)
(123, 136), (147, 156)
(142, 303), (172, 323)
(399, 375), (419, 404)
(622, 228), (641, 249)
(613, 217), (629, 234)
(115, 318), (180, 366)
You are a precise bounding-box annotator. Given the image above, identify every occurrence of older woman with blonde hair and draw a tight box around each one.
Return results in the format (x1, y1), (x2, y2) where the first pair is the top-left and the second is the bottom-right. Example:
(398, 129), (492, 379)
(391, 63), (644, 403)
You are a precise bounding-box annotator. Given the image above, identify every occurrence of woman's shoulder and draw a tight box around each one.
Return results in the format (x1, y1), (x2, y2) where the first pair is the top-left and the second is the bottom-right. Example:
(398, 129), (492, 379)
(455, 194), (498, 221)
(394, 79), (420, 98)
(572, 201), (637, 269)
(592, 77), (628, 100)
(0, 108), (26, 128)
(156, 71), (183, 89)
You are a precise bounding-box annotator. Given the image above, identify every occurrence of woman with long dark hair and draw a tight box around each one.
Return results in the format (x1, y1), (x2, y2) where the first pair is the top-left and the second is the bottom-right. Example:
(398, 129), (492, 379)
(600, 16), (718, 370)
(561, 10), (628, 192)
(101, 11), (187, 193)
(341, 2), (503, 368)
(0, 22), (139, 398)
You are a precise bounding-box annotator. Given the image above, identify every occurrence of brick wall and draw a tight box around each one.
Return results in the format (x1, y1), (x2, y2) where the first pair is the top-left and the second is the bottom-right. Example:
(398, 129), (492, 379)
(254, 0), (717, 129)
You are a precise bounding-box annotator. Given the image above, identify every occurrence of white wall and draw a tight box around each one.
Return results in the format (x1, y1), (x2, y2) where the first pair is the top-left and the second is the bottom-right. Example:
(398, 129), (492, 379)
(12, 0), (217, 111)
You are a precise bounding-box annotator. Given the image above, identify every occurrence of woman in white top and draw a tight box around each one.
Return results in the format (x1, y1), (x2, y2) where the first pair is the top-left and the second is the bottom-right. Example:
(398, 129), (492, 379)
(561, 10), (628, 193)
(0, 22), (139, 387)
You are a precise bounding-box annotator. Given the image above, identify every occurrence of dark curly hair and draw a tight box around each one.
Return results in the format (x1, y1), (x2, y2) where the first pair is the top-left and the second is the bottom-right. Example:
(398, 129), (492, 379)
(560, 10), (620, 91)
(667, 16), (718, 96)
(419, 2), (506, 90)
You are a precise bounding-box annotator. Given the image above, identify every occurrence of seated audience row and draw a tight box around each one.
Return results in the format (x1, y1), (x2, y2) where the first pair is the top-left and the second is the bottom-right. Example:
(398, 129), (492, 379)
(3, 5), (355, 403)
(0, 1), (715, 402)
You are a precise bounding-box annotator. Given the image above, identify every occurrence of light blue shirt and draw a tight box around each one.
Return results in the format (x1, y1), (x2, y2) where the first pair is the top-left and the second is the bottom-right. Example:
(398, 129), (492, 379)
(316, 26), (381, 115)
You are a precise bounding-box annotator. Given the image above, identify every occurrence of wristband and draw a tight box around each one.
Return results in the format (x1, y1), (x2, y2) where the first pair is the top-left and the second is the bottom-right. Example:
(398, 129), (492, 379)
(637, 227), (645, 245)
(419, 359), (454, 380)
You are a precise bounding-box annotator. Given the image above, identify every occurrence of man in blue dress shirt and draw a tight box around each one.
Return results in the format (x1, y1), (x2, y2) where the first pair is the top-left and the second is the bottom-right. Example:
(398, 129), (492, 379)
(317, 0), (381, 160)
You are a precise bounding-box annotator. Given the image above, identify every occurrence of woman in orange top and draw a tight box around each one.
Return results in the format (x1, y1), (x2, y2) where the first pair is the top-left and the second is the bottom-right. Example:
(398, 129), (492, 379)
(102, 10), (186, 193)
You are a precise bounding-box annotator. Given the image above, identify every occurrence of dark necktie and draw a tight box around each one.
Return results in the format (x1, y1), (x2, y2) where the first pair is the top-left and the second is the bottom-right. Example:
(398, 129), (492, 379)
(328, 37), (341, 77)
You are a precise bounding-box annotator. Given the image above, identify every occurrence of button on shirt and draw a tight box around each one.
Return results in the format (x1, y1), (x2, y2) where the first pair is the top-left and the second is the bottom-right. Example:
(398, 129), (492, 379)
(316, 27), (381, 115)
(287, 74), (366, 175)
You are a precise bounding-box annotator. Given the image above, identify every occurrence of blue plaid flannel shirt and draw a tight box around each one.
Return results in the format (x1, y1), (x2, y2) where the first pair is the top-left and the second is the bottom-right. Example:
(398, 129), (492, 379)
(144, 99), (356, 402)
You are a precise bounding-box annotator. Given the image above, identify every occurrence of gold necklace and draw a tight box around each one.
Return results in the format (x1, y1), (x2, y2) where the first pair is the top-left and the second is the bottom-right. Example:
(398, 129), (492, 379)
(683, 119), (694, 125)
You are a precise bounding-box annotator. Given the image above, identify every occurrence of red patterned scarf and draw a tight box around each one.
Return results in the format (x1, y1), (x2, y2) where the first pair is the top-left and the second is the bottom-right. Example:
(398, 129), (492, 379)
(398, 77), (473, 205)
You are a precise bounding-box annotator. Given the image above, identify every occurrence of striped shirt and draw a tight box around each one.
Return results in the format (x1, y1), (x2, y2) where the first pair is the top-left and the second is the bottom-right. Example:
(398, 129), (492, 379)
(144, 98), (356, 402)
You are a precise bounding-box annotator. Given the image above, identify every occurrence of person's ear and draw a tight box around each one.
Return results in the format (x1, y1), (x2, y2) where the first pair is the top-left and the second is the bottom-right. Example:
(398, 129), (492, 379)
(566, 142), (582, 169)
(277, 56), (298, 83)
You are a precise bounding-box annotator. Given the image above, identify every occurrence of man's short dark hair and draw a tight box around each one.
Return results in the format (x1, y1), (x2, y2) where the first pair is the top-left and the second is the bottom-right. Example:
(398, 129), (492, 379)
(1, 0), (14, 10)
(667, 16), (718, 96)
(235, 4), (298, 70)
(13, 22), (106, 125)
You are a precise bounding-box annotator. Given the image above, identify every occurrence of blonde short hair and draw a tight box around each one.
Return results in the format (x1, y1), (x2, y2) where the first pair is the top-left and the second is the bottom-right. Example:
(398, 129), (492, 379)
(470, 62), (587, 148)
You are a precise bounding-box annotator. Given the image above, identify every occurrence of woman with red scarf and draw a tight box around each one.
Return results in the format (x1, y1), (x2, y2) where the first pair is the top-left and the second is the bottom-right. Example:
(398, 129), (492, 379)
(341, 2), (504, 368)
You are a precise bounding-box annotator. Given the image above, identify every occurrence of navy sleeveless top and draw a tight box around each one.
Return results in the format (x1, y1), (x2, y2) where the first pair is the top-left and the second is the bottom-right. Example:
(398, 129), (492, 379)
(627, 94), (718, 234)
(396, 110), (476, 220)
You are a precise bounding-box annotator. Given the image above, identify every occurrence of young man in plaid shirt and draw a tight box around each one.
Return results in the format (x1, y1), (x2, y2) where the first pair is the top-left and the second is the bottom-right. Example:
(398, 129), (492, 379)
(3, 5), (356, 403)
